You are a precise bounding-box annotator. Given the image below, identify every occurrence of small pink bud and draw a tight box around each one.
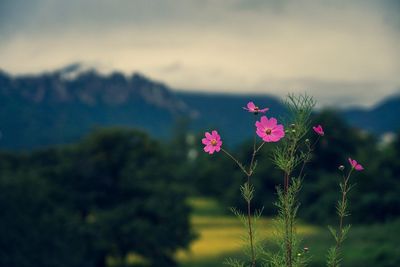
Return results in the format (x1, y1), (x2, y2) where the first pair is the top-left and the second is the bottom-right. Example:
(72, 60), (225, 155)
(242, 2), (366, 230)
(312, 125), (324, 136)
(348, 158), (364, 171)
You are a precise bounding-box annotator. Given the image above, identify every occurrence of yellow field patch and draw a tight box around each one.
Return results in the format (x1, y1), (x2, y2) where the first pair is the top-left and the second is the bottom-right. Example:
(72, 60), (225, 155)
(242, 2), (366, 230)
(177, 213), (317, 263)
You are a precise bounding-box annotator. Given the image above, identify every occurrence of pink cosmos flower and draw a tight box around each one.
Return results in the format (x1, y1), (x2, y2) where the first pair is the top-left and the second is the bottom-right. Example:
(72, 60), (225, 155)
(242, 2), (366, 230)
(255, 116), (285, 142)
(348, 158), (364, 171)
(202, 130), (222, 154)
(243, 101), (269, 114)
(313, 125), (324, 136)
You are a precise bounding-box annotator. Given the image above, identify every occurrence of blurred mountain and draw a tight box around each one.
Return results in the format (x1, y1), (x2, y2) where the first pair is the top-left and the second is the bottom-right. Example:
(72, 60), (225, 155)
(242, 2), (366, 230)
(0, 66), (399, 150)
(0, 65), (191, 149)
(343, 96), (400, 134)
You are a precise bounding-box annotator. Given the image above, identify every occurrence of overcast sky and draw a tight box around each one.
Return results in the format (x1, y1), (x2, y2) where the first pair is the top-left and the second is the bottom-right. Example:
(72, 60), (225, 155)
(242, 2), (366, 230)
(1, 0), (399, 107)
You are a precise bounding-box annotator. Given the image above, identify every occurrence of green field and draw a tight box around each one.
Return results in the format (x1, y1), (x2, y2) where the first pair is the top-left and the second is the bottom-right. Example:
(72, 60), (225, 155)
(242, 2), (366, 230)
(177, 198), (400, 267)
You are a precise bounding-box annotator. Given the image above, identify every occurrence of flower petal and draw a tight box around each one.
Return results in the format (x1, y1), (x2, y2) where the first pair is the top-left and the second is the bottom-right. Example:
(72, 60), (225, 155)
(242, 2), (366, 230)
(202, 138), (210, 145)
(260, 116), (269, 127)
(266, 117), (277, 128)
(348, 158), (355, 167)
(256, 129), (266, 139)
(275, 124), (284, 131)
(208, 146), (216, 154)
(204, 145), (211, 152)
(255, 121), (264, 130)
(263, 135), (273, 142)
(355, 164), (364, 171)
(272, 129), (285, 137)
(247, 102), (256, 109)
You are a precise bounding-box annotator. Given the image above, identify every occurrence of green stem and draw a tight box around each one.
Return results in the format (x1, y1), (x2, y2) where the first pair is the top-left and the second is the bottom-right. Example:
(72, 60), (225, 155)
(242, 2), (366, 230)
(329, 168), (354, 267)
(284, 186), (293, 267)
(284, 139), (298, 267)
(222, 148), (249, 175)
(222, 139), (265, 267)
(246, 137), (262, 267)
(246, 185), (256, 267)
(298, 136), (320, 179)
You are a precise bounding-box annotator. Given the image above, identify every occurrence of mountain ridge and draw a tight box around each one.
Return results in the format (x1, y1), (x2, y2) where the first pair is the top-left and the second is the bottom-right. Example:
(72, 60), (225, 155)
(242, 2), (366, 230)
(0, 67), (399, 150)
(0, 67), (190, 114)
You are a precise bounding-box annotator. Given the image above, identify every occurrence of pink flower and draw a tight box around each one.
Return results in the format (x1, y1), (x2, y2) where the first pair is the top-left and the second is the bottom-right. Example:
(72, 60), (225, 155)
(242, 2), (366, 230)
(243, 101), (269, 114)
(255, 116), (285, 142)
(348, 158), (364, 171)
(313, 125), (324, 136)
(202, 130), (222, 154)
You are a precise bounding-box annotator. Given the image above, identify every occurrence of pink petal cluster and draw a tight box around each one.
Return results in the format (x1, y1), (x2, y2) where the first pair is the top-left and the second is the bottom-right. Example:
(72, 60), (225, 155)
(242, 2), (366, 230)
(348, 158), (364, 171)
(313, 125), (324, 136)
(243, 101), (269, 114)
(255, 116), (285, 142)
(202, 130), (222, 154)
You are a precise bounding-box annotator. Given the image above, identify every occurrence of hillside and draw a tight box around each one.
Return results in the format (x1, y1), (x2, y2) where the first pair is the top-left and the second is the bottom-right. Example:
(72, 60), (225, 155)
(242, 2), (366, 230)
(0, 66), (190, 149)
(343, 96), (400, 134)
(0, 66), (399, 150)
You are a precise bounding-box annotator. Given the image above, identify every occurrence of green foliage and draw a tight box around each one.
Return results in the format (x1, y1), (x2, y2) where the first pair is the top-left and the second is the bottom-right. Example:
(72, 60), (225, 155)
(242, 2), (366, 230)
(325, 167), (356, 267)
(188, 95), (400, 267)
(264, 178), (309, 267)
(304, 219), (400, 267)
(180, 218), (400, 267)
(227, 206), (265, 267)
(221, 94), (377, 267)
(0, 128), (194, 267)
(221, 94), (317, 267)
(241, 182), (255, 203)
(192, 110), (400, 225)
(224, 258), (246, 267)
(273, 94), (315, 175)
(0, 173), (90, 267)
(262, 94), (315, 267)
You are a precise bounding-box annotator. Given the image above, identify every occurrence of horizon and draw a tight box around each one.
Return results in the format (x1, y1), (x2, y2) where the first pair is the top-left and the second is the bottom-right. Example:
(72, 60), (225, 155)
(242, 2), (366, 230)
(0, 62), (398, 110)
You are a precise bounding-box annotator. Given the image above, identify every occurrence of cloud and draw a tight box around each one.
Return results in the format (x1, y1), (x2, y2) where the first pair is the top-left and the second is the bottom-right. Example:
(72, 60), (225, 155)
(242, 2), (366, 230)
(0, 0), (399, 107)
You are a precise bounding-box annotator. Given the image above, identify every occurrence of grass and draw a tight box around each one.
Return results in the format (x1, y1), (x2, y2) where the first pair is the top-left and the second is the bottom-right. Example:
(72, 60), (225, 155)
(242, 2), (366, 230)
(177, 197), (400, 267)
(303, 220), (400, 267)
(178, 197), (318, 266)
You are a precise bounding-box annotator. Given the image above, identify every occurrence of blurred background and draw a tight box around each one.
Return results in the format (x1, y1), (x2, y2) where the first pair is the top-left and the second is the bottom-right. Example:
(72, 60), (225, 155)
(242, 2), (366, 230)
(0, 0), (399, 266)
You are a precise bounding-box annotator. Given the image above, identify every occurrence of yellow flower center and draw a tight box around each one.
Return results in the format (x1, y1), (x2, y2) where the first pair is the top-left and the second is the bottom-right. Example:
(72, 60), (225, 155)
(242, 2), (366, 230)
(211, 139), (217, 146)
(265, 128), (272, 135)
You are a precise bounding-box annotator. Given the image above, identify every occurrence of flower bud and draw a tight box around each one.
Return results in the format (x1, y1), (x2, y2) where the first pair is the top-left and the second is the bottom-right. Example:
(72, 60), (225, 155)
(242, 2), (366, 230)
(305, 139), (310, 143)
(290, 124), (296, 128)
(338, 165), (345, 171)
(291, 129), (296, 133)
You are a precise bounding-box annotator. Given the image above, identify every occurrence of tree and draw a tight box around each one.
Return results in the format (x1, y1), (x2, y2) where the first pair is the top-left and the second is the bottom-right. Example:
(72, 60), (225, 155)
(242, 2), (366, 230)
(0, 128), (194, 267)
